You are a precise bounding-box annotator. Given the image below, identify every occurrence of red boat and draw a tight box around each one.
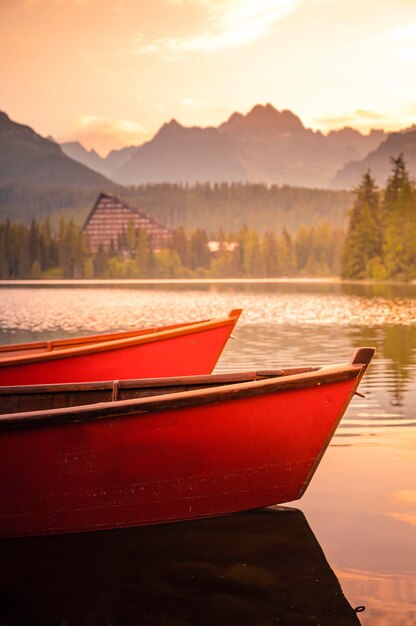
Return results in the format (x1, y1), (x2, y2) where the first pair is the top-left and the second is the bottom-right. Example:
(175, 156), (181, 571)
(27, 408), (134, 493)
(0, 348), (374, 537)
(0, 309), (242, 385)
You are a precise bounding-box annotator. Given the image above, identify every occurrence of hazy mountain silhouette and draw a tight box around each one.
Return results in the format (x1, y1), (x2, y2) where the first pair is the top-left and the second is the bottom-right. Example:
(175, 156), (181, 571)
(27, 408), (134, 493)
(54, 105), (390, 187)
(112, 119), (246, 185)
(332, 128), (416, 188)
(2, 105), (406, 196)
(60, 141), (107, 176)
(107, 104), (387, 187)
(104, 145), (140, 176)
(0, 112), (112, 188)
(61, 141), (138, 179)
(216, 104), (387, 187)
(0, 111), (117, 220)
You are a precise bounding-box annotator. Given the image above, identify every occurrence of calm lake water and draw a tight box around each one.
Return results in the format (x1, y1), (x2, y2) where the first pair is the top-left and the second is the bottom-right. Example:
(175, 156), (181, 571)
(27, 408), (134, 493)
(0, 281), (415, 626)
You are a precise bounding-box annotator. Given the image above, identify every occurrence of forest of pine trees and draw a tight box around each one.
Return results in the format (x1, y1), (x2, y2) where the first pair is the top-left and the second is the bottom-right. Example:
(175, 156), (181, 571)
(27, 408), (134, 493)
(342, 155), (416, 280)
(2, 156), (414, 281)
(0, 182), (352, 231)
(0, 218), (344, 279)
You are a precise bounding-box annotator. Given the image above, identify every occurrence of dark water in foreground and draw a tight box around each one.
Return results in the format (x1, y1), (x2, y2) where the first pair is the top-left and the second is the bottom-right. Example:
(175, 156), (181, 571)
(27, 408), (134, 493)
(0, 281), (415, 626)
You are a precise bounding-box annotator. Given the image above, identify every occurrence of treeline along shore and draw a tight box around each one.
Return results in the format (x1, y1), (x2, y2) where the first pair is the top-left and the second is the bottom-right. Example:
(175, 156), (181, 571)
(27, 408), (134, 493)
(1, 156), (415, 281)
(0, 219), (344, 280)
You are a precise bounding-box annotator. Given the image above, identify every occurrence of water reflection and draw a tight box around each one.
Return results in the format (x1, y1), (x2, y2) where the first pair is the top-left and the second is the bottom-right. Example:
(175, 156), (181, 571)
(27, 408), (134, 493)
(350, 325), (416, 409)
(0, 283), (415, 418)
(1, 282), (415, 334)
(0, 507), (362, 626)
(0, 282), (415, 625)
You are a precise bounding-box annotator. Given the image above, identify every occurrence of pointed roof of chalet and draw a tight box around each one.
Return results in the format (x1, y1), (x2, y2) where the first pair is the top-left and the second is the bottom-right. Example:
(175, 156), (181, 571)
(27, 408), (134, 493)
(83, 192), (171, 233)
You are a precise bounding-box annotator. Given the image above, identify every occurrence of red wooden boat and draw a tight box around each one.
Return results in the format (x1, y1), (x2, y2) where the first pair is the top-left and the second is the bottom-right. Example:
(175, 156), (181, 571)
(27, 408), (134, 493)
(0, 348), (374, 538)
(0, 309), (242, 386)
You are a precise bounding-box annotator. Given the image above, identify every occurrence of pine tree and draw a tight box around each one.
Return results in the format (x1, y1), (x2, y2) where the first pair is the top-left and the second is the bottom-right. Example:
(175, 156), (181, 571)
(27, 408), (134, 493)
(341, 170), (381, 279)
(382, 155), (415, 278)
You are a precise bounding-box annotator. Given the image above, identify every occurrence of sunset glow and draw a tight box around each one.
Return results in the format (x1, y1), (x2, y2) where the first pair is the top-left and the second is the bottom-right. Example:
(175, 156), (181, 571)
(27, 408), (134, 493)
(1, 0), (416, 154)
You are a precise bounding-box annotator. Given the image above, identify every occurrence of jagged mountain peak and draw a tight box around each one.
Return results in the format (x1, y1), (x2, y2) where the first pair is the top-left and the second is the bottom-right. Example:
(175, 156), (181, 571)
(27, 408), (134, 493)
(160, 118), (184, 131)
(221, 103), (305, 134)
(62, 141), (101, 158)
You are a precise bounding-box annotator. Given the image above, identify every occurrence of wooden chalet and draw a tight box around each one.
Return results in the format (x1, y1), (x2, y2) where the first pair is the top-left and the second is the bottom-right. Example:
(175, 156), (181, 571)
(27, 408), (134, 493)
(83, 193), (172, 252)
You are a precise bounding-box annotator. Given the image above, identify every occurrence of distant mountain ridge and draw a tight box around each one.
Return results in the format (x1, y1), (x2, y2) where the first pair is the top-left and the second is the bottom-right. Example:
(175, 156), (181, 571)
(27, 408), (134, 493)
(0, 111), (116, 219)
(1, 106), (413, 224)
(331, 128), (416, 188)
(60, 141), (106, 176)
(60, 141), (137, 179)
(60, 104), (390, 188)
(113, 120), (246, 184)
(0, 112), (112, 188)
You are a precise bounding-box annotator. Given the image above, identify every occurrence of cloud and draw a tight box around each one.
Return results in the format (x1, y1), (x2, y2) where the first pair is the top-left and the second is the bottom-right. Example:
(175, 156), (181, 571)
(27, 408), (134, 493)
(316, 109), (386, 126)
(179, 97), (204, 110)
(315, 107), (416, 132)
(392, 490), (416, 504)
(388, 21), (416, 41)
(388, 513), (416, 528)
(386, 22), (416, 60)
(62, 115), (150, 156)
(132, 0), (300, 57)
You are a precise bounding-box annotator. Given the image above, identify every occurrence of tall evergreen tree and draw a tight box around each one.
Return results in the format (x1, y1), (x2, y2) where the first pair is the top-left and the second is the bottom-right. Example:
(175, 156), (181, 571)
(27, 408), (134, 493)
(341, 170), (381, 279)
(382, 155), (415, 278)
(384, 154), (410, 209)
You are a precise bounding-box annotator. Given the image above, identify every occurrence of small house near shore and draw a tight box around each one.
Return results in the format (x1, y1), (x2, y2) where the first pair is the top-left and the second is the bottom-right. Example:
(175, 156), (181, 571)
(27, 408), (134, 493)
(83, 193), (172, 252)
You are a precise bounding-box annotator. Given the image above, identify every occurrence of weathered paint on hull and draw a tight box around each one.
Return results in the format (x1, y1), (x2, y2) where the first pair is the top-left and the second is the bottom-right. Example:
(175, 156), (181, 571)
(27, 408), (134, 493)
(0, 377), (357, 537)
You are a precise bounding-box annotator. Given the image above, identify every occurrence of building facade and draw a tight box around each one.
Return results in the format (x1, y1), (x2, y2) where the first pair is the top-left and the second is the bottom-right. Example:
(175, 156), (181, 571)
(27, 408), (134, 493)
(83, 193), (172, 253)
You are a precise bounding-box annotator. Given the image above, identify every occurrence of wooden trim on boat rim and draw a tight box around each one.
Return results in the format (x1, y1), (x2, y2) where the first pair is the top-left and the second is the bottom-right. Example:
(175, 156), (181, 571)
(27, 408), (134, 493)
(0, 309), (242, 368)
(0, 354), (374, 431)
(0, 321), (206, 355)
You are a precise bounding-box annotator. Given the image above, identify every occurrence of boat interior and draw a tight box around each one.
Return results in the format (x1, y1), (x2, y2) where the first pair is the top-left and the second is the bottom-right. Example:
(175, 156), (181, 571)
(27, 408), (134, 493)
(0, 368), (318, 415)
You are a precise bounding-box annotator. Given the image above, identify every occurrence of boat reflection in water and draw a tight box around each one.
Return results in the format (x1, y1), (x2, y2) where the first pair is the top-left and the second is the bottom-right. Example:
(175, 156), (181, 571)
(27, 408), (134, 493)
(0, 506), (362, 626)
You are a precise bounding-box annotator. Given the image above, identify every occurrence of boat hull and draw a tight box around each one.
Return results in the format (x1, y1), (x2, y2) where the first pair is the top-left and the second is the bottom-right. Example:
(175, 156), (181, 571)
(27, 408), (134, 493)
(0, 375), (358, 537)
(0, 311), (240, 385)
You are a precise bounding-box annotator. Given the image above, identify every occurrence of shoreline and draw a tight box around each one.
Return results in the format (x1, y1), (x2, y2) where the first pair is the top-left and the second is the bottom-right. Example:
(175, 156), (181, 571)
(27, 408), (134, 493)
(0, 277), (339, 286)
(0, 277), (415, 287)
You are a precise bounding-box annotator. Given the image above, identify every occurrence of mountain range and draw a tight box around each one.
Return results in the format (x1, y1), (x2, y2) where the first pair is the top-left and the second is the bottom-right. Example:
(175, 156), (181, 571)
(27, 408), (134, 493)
(0, 112), (111, 189)
(332, 127), (416, 188)
(0, 111), (117, 220)
(1, 105), (415, 224)
(62, 104), (393, 188)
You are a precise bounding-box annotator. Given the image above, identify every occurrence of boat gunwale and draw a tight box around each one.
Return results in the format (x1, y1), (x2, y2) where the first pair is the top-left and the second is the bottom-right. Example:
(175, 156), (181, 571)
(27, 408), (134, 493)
(0, 361), (365, 431)
(0, 367), (317, 396)
(0, 309), (242, 368)
(0, 320), (207, 355)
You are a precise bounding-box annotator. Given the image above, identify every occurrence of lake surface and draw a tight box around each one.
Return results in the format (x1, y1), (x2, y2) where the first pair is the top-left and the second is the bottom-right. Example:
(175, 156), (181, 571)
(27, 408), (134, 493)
(0, 281), (415, 626)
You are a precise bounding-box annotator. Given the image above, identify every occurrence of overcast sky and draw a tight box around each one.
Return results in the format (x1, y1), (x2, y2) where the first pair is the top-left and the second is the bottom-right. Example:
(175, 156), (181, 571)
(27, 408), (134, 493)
(1, 0), (416, 155)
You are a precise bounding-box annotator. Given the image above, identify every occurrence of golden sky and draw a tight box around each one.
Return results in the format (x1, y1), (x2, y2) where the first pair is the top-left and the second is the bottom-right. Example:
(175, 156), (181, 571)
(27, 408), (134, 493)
(1, 0), (416, 155)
